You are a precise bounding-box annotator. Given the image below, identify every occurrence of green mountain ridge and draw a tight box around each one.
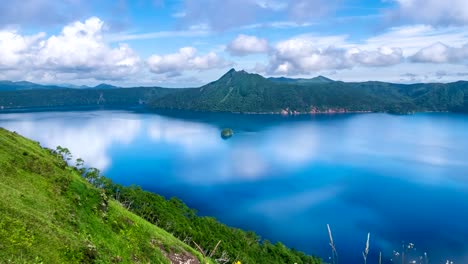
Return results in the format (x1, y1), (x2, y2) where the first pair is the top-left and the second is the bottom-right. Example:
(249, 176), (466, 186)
(268, 75), (334, 85)
(93, 83), (120, 90)
(149, 69), (468, 114)
(1, 69), (468, 114)
(0, 128), (322, 264)
(0, 81), (122, 91)
(0, 80), (63, 91)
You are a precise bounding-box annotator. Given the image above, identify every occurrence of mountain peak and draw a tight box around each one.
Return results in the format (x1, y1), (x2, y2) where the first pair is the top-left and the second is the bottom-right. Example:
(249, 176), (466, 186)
(94, 83), (119, 89)
(268, 75), (334, 85)
(219, 68), (258, 79)
(222, 68), (249, 76)
(210, 69), (267, 87)
(313, 75), (334, 83)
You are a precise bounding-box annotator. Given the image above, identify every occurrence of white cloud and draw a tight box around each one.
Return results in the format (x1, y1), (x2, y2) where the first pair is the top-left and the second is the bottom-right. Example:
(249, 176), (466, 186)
(178, 0), (338, 30)
(226, 34), (270, 56)
(0, 0), (87, 27)
(241, 21), (314, 30)
(255, 0), (288, 11)
(105, 28), (210, 42)
(35, 17), (141, 78)
(267, 36), (403, 75)
(349, 46), (403, 67)
(387, 0), (468, 26)
(147, 47), (230, 75)
(263, 24), (468, 76)
(0, 30), (45, 69)
(411, 42), (468, 64)
(147, 118), (221, 155)
(0, 17), (141, 81)
(287, 0), (340, 23)
(180, 0), (268, 31)
(363, 24), (468, 54)
(172, 11), (187, 18)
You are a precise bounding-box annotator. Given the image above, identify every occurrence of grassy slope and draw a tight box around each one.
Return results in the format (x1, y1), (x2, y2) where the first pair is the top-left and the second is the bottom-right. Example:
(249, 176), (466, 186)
(0, 128), (210, 263)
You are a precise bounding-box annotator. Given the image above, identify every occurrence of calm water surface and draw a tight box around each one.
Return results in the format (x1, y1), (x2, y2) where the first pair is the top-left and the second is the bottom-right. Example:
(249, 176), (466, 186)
(1, 110), (467, 263)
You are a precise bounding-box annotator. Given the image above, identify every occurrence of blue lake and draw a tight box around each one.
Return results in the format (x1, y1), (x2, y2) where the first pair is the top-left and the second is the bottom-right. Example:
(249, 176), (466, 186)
(0, 109), (467, 263)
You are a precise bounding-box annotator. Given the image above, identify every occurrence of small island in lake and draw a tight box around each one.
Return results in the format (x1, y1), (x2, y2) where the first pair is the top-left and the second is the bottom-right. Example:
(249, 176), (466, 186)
(221, 128), (234, 139)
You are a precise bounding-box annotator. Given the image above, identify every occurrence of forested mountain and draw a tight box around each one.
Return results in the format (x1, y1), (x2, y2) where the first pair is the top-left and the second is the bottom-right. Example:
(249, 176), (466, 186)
(149, 69), (468, 114)
(1, 69), (468, 114)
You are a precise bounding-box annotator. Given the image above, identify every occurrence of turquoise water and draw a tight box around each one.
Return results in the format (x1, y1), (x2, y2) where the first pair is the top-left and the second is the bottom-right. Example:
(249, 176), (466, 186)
(1, 110), (467, 263)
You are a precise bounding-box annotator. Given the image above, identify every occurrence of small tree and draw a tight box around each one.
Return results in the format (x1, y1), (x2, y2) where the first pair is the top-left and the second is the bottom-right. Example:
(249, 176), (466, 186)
(75, 158), (84, 167)
(75, 158), (85, 174)
(85, 168), (102, 187)
(56, 146), (72, 161)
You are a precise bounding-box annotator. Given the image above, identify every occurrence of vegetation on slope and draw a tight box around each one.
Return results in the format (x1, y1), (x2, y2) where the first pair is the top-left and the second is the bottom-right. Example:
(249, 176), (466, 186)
(397, 81), (468, 112)
(149, 69), (468, 114)
(0, 128), (210, 263)
(2, 69), (467, 114)
(149, 69), (418, 114)
(0, 127), (322, 264)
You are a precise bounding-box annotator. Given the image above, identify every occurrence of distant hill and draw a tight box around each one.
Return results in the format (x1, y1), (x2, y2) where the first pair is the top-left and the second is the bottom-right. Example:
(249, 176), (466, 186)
(0, 87), (176, 110)
(0, 80), (121, 91)
(93, 83), (119, 89)
(268, 75), (334, 85)
(0, 80), (63, 91)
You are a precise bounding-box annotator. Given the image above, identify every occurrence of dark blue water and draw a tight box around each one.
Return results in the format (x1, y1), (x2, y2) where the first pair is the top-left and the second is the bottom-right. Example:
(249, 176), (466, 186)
(1, 110), (467, 264)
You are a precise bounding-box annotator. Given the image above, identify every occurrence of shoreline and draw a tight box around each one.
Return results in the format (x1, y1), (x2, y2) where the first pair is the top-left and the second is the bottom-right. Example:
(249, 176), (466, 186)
(0, 105), (456, 116)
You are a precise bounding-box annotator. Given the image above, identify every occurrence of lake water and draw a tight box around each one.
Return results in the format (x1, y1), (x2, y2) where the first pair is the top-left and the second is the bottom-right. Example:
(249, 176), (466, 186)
(1, 109), (467, 263)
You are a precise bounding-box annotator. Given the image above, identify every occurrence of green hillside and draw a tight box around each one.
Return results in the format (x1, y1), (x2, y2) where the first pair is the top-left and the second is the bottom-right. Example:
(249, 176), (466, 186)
(149, 69), (417, 114)
(149, 69), (468, 114)
(0, 128), (212, 263)
(0, 128), (322, 264)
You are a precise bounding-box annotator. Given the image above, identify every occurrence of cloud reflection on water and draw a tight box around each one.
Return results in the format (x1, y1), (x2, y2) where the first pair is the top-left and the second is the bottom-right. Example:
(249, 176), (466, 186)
(250, 185), (343, 218)
(0, 111), (141, 169)
(147, 117), (222, 155)
(2, 111), (466, 188)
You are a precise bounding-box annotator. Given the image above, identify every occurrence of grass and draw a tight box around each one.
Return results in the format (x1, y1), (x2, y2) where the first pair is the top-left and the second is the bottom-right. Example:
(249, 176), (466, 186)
(0, 127), (212, 263)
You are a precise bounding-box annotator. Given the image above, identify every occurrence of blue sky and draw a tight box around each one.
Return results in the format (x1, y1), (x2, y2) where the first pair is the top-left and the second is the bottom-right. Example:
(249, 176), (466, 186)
(1, 0), (468, 87)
